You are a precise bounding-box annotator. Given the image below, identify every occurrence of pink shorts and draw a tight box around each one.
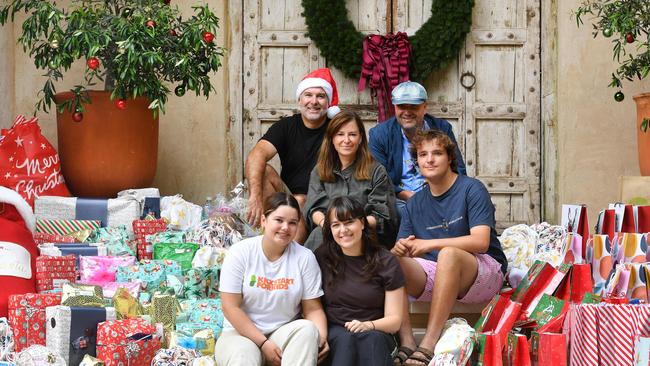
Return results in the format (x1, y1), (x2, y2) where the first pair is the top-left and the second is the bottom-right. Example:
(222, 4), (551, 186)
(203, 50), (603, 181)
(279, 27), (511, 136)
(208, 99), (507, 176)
(412, 254), (504, 304)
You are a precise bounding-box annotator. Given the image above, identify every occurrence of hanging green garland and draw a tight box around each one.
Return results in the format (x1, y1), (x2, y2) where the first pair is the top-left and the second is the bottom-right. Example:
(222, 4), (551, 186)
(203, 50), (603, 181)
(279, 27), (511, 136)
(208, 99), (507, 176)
(302, 0), (474, 82)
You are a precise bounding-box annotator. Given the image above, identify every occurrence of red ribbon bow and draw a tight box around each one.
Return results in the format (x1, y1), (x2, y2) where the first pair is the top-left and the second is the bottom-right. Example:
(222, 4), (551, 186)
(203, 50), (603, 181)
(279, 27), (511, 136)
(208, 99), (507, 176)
(358, 32), (412, 122)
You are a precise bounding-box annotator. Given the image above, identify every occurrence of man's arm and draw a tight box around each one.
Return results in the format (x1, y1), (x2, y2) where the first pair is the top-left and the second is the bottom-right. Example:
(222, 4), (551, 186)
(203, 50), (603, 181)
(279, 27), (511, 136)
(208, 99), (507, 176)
(245, 140), (278, 227)
(369, 126), (404, 195)
(408, 225), (491, 257)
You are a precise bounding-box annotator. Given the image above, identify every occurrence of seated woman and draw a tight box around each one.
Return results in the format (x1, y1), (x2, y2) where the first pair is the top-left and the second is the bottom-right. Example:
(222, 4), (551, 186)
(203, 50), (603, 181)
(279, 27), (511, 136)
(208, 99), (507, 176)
(391, 130), (507, 366)
(216, 192), (329, 366)
(315, 196), (405, 366)
(303, 110), (398, 249)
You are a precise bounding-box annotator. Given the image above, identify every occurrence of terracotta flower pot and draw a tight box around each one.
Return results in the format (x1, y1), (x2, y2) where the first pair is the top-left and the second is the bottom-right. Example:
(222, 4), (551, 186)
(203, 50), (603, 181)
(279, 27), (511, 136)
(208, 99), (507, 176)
(635, 92), (650, 176)
(55, 90), (159, 197)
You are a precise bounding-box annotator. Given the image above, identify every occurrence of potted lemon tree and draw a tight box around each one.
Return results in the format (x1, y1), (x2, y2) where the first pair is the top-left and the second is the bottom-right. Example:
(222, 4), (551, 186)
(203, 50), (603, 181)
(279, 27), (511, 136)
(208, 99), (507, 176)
(0, 0), (224, 196)
(576, 0), (650, 174)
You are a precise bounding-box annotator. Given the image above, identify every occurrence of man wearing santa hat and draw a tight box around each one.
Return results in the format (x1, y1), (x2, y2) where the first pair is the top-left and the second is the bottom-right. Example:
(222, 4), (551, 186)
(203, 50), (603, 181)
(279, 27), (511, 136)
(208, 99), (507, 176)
(245, 68), (341, 243)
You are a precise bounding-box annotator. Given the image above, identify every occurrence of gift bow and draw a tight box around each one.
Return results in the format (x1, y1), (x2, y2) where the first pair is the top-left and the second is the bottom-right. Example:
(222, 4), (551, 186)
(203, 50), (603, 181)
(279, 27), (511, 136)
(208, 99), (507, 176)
(358, 32), (412, 122)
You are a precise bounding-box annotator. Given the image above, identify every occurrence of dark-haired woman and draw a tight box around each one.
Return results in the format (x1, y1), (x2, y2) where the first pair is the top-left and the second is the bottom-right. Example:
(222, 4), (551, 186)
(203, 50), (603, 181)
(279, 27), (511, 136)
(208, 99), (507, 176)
(304, 110), (397, 249)
(315, 196), (405, 366)
(217, 192), (329, 366)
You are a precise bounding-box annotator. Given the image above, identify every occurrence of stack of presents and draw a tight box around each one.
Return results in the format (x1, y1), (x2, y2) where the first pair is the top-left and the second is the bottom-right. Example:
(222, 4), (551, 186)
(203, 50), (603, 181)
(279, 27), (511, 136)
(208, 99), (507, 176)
(0, 184), (254, 366)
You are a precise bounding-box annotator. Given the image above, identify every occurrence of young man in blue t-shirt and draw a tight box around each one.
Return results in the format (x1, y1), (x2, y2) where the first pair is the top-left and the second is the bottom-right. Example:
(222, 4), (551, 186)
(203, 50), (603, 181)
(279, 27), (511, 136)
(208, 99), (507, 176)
(391, 129), (507, 366)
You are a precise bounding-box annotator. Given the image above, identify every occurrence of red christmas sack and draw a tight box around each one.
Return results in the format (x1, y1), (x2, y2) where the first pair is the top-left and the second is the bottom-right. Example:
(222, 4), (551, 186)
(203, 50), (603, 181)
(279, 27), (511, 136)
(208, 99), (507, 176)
(0, 115), (70, 206)
(0, 186), (38, 317)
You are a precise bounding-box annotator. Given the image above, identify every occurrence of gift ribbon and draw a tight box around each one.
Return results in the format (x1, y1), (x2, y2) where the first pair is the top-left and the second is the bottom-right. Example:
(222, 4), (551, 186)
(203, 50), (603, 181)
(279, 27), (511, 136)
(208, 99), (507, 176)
(358, 32), (411, 123)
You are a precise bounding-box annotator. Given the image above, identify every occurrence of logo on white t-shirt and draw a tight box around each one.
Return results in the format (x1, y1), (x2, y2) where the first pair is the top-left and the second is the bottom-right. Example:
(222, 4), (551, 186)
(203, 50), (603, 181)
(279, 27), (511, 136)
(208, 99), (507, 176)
(249, 274), (295, 291)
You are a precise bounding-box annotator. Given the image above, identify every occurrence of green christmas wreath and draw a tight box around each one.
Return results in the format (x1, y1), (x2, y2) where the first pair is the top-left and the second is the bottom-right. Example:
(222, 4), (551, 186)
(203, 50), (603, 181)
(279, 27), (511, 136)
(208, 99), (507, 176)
(302, 0), (474, 82)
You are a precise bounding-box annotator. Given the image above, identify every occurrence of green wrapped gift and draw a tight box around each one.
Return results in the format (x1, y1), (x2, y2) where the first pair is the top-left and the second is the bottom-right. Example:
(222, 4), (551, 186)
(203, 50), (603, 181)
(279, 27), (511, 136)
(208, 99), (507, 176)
(153, 242), (199, 270)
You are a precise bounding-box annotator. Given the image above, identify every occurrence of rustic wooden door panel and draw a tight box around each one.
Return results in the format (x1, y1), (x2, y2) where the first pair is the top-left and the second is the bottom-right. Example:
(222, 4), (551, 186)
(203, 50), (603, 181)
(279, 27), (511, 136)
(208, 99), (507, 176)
(238, 0), (541, 230)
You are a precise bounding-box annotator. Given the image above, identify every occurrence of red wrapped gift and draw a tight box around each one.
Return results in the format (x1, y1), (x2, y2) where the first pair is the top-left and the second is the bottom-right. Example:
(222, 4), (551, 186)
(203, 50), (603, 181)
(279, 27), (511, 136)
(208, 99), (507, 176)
(33, 232), (77, 244)
(132, 219), (167, 260)
(531, 332), (567, 366)
(8, 293), (62, 352)
(34, 255), (77, 292)
(97, 318), (161, 366)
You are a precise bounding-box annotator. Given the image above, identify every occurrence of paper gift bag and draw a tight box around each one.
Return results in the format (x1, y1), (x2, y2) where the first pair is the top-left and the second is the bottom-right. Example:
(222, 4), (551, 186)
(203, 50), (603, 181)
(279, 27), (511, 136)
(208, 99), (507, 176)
(598, 304), (637, 366)
(474, 293), (521, 347)
(617, 233), (647, 263)
(529, 294), (568, 332)
(8, 293), (62, 352)
(638, 206), (650, 233)
(506, 333), (531, 366)
(511, 261), (570, 320)
(530, 332), (567, 366)
(589, 234), (615, 296)
(96, 318), (161, 366)
(567, 304), (599, 366)
(553, 263), (593, 303)
(596, 208), (617, 240)
(476, 332), (502, 366)
(561, 204), (590, 255)
(562, 232), (583, 264)
(46, 306), (117, 366)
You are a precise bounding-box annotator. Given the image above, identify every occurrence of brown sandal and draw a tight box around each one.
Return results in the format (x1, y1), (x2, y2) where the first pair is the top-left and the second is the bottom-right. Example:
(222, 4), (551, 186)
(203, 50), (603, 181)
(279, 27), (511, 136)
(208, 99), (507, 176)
(404, 347), (434, 365)
(393, 346), (415, 365)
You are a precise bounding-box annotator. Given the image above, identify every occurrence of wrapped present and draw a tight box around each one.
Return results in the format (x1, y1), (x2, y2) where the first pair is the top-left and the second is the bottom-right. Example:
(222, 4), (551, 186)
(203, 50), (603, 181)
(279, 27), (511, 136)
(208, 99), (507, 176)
(0, 317), (14, 361)
(33, 232), (77, 244)
(112, 288), (144, 320)
(431, 318), (474, 366)
(96, 318), (161, 366)
(530, 332), (567, 366)
(150, 231), (187, 245)
(34, 196), (140, 237)
(61, 284), (103, 303)
(115, 260), (182, 291)
(168, 329), (215, 356)
(88, 226), (134, 256)
(191, 246), (227, 268)
(161, 195), (202, 231)
(101, 282), (141, 299)
(183, 268), (220, 300)
(46, 306), (117, 366)
(185, 215), (251, 249)
(79, 256), (137, 286)
(506, 333), (530, 366)
(151, 347), (200, 366)
(153, 242), (199, 271)
(14, 344), (66, 365)
(62, 295), (106, 308)
(35, 255), (77, 292)
(7, 293), (61, 352)
(39, 243), (108, 270)
(79, 354), (105, 366)
(35, 219), (101, 236)
(150, 294), (180, 338)
(132, 219), (167, 260)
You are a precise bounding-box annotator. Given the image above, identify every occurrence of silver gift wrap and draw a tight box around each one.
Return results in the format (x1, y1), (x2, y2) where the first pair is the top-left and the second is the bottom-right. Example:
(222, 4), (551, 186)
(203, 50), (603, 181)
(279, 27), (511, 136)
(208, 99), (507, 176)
(45, 306), (116, 366)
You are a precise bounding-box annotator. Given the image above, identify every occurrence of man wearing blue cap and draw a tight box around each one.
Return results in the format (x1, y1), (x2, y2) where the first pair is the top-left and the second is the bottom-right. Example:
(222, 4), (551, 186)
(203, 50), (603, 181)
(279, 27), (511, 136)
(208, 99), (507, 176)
(368, 81), (466, 215)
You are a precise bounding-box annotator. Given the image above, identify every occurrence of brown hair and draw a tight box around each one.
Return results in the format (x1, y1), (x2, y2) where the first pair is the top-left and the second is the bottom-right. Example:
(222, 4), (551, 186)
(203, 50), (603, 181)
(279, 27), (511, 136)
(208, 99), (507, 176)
(316, 110), (375, 182)
(263, 192), (301, 218)
(409, 129), (458, 173)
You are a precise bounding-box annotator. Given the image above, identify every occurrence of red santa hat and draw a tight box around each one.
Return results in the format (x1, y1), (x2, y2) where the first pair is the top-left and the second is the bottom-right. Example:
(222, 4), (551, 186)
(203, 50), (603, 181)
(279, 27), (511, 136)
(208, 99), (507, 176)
(295, 68), (341, 118)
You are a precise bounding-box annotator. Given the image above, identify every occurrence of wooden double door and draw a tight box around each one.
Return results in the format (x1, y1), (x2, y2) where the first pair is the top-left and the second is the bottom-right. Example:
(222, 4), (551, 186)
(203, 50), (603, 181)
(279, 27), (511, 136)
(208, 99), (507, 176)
(232, 0), (542, 229)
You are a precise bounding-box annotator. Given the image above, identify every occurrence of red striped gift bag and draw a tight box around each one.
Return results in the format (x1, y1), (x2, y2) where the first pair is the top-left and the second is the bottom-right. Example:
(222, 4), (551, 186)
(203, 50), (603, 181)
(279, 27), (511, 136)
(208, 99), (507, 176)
(598, 304), (636, 366)
(569, 304), (599, 366)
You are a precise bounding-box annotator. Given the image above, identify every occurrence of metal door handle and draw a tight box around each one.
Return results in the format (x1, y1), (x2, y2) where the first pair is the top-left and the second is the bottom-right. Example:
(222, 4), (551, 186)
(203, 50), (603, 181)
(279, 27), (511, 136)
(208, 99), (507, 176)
(460, 71), (476, 91)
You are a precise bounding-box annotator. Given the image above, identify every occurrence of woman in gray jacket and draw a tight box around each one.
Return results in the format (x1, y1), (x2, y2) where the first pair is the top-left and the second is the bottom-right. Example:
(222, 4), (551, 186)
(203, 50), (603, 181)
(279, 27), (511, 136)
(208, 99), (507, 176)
(303, 110), (398, 250)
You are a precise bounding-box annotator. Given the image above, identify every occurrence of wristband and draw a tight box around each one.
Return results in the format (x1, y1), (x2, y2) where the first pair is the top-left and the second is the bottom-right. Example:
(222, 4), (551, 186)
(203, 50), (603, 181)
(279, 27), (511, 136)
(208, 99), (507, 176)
(259, 338), (268, 349)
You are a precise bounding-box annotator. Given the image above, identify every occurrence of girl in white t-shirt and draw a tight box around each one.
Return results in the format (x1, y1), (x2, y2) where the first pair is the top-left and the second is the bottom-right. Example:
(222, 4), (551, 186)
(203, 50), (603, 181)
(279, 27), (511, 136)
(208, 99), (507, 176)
(216, 192), (329, 366)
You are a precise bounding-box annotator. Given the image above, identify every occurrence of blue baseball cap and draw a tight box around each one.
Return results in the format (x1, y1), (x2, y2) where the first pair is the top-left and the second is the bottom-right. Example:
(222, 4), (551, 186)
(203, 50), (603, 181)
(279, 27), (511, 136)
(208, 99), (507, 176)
(391, 81), (428, 105)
